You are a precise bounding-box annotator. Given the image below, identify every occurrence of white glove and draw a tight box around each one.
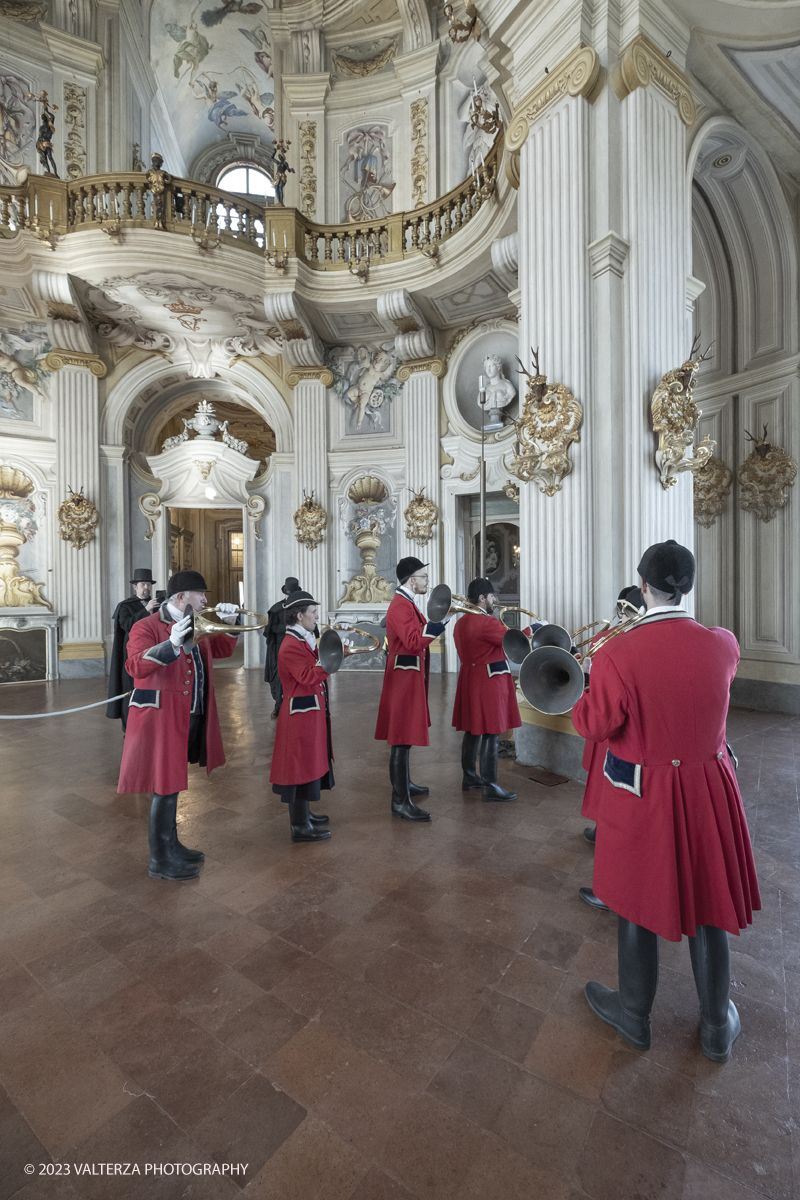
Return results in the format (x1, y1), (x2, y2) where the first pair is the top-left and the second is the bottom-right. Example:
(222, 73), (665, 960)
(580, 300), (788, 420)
(169, 612), (193, 650)
(215, 602), (239, 626)
(582, 656), (592, 678)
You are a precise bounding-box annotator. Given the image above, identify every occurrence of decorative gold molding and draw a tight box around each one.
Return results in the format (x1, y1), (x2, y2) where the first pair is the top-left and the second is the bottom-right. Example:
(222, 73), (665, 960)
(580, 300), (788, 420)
(58, 640), (105, 660)
(57, 488), (99, 550)
(614, 34), (696, 127)
(651, 342), (714, 489)
(693, 456), (732, 528)
(285, 366), (334, 389)
(298, 120), (317, 219)
(46, 301), (81, 322)
(737, 426), (797, 523)
(43, 350), (107, 378)
(502, 479), (520, 504)
(63, 82), (87, 180)
(404, 487), (438, 547)
(333, 42), (397, 78)
(396, 356), (445, 382)
(506, 46), (601, 158)
(294, 490), (327, 550)
(0, 467), (49, 608)
(410, 97), (428, 209)
(505, 353), (583, 496)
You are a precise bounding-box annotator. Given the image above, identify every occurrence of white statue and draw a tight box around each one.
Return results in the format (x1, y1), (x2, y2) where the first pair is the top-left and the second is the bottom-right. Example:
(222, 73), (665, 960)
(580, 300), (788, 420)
(478, 354), (516, 430)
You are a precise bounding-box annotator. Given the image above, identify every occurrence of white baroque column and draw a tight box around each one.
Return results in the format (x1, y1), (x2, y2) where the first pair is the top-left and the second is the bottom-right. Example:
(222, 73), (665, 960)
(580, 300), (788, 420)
(516, 91), (593, 633)
(54, 364), (105, 675)
(291, 371), (331, 614)
(396, 364), (442, 588)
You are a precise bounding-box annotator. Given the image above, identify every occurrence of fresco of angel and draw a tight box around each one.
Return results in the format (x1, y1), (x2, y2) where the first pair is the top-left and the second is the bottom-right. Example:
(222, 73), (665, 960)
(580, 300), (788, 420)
(235, 67), (273, 121)
(0, 327), (51, 421)
(239, 25), (273, 76)
(0, 74), (36, 185)
(166, 13), (213, 87)
(327, 343), (401, 434)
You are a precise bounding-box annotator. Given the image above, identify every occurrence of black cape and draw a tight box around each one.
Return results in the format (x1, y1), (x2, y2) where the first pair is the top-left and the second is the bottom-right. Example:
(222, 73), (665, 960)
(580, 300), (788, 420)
(263, 598), (288, 684)
(106, 595), (149, 719)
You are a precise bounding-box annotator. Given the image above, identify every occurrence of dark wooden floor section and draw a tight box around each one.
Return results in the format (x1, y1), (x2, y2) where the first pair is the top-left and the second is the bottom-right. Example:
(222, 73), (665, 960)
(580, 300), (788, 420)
(0, 670), (797, 1200)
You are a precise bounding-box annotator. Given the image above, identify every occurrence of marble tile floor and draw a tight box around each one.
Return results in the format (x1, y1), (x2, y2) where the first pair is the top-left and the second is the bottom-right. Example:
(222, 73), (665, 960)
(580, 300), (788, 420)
(0, 671), (798, 1200)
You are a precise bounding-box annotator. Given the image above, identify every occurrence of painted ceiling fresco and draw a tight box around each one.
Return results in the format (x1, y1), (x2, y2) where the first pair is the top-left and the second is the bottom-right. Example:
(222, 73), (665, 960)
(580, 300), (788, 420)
(150, 0), (274, 171)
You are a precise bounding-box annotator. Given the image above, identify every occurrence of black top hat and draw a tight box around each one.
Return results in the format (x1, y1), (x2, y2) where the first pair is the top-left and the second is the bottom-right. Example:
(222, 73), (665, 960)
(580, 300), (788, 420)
(637, 540), (695, 599)
(396, 557), (428, 585)
(131, 568), (155, 584)
(167, 570), (208, 598)
(282, 589), (318, 610)
(281, 577), (301, 595)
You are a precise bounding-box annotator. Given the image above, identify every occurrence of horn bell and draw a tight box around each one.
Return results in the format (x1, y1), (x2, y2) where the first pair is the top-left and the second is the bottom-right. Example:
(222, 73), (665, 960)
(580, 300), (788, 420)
(502, 627), (531, 665)
(529, 623), (572, 652)
(318, 627), (344, 674)
(427, 583), (452, 622)
(518, 645), (586, 715)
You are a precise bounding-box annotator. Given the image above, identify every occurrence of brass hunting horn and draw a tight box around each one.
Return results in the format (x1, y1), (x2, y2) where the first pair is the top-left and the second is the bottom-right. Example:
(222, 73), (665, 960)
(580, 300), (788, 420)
(183, 605), (268, 652)
(318, 624), (381, 673)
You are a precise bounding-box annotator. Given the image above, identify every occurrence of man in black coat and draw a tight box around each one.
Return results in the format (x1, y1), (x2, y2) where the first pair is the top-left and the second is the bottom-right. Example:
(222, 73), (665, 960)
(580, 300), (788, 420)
(107, 568), (159, 730)
(263, 576), (300, 718)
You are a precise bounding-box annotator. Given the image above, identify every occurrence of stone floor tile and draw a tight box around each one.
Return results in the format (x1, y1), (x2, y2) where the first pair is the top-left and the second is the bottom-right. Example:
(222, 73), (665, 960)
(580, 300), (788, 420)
(577, 1111), (686, 1199)
(192, 1074), (306, 1180)
(245, 1116), (370, 1200)
(523, 1012), (615, 1100)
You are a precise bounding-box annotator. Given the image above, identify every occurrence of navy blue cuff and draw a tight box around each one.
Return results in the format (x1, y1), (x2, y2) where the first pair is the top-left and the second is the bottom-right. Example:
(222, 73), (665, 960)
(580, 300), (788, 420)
(142, 640), (180, 666)
(423, 621), (446, 639)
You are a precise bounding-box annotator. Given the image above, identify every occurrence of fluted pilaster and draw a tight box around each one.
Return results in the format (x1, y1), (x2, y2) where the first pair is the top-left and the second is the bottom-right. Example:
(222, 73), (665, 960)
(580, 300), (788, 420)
(294, 378), (330, 611)
(55, 366), (104, 649)
(398, 369), (440, 588)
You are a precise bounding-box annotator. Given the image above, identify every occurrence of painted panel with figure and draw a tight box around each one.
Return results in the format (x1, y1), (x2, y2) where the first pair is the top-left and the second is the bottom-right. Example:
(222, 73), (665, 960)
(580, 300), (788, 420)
(0, 73), (37, 185)
(151, 0), (274, 169)
(0, 324), (52, 422)
(339, 125), (395, 223)
(326, 342), (401, 436)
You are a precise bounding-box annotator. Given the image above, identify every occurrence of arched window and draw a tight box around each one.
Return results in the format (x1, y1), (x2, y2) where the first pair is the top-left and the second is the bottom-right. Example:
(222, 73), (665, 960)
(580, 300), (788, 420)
(216, 163), (275, 199)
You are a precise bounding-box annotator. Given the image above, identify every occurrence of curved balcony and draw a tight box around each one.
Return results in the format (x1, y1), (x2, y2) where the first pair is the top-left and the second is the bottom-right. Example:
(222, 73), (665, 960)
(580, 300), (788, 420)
(0, 133), (504, 275)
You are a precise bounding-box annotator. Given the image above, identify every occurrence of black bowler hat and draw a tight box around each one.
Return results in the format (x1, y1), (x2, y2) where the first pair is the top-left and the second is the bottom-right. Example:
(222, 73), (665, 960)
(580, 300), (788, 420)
(167, 570), (208, 598)
(396, 556), (428, 584)
(281, 576), (300, 595)
(637, 540), (695, 598)
(131, 568), (155, 584)
(467, 577), (494, 604)
(282, 589), (318, 610)
(618, 585), (644, 609)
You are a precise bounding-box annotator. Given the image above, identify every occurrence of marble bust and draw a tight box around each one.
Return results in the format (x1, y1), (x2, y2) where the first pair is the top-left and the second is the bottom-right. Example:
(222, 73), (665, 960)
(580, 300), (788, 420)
(478, 354), (516, 430)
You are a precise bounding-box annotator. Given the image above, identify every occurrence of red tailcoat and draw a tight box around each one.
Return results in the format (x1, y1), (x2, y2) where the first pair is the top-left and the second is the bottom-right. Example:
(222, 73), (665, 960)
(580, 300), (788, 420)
(452, 613), (521, 735)
(580, 627), (612, 821)
(571, 612), (760, 941)
(375, 592), (441, 746)
(270, 630), (332, 786)
(117, 607), (237, 795)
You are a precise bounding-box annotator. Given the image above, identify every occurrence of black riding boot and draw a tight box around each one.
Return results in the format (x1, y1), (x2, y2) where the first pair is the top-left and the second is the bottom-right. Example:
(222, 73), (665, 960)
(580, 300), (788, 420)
(461, 732), (483, 790)
(308, 810), (329, 825)
(149, 793), (200, 881)
(390, 745), (430, 821)
(585, 916), (659, 1050)
(169, 812), (204, 862)
(480, 735), (517, 801)
(289, 795), (331, 842)
(688, 925), (740, 1062)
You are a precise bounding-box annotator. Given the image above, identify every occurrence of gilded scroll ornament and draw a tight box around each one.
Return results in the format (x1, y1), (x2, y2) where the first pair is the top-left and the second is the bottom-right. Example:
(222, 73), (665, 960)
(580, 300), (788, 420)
(615, 35), (696, 127)
(0, 467), (49, 608)
(43, 350), (107, 378)
(57, 487), (99, 550)
(404, 487), (438, 547)
(333, 43), (397, 78)
(693, 456), (732, 528)
(285, 366), (334, 389)
(651, 335), (715, 490)
(737, 426), (797, 523)
(410, 98), (428, 208)
(506, 46), (601, 156)
(294, 490), (327, 551)
(298, 121), (317, 218)
(502, 479), (520, 504)
(505, 350), (583, 497)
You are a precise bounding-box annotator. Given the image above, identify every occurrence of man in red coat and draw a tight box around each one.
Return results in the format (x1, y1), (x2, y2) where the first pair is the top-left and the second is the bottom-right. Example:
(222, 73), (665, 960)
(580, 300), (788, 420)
(572, 540), (760, 1062)
(117, 569), (241, 881)
(374, 556), (447, 821)
(452, 576), (520, 801)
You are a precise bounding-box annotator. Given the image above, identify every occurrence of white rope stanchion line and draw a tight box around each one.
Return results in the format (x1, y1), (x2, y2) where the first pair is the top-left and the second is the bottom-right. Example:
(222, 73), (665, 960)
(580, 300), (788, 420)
(0, 691), (132, 719)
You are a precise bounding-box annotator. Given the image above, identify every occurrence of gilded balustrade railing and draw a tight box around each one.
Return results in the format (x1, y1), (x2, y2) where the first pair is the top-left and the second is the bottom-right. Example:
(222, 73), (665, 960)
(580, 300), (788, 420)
(0, 131), (501, 269)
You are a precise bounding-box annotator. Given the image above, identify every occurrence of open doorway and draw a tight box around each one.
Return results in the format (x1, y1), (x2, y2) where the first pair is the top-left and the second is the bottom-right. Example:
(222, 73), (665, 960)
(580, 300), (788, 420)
(167, 506), (245, 667)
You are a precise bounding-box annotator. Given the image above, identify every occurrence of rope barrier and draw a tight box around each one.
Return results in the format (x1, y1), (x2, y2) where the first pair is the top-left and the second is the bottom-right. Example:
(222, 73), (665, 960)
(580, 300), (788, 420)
(0, 691), (131, 719)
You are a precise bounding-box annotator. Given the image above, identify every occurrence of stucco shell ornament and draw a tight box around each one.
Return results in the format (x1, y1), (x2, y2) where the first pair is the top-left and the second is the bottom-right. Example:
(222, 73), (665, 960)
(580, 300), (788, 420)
(737, 426), (797, 523)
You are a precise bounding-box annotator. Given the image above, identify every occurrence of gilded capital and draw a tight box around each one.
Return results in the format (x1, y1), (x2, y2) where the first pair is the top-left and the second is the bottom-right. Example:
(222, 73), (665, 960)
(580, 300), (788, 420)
(614, 35), (696, 127)
(285, 366), (334, 389)
(43, 349), (107, 378)
(396, 356), (445, 382)
(505, 46), (601, 158)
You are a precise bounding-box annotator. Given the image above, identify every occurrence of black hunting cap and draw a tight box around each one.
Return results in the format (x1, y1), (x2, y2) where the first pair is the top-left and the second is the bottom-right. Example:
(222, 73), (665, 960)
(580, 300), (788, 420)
(467, 577), (495, 603)
(396, 557), (427, 584)
(618, 585), (644, 609)
(282, 589), (318, 610)
(637, 540), (695, 599)
(167, 570), (208, 598)
(281, 576), (300, 595)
